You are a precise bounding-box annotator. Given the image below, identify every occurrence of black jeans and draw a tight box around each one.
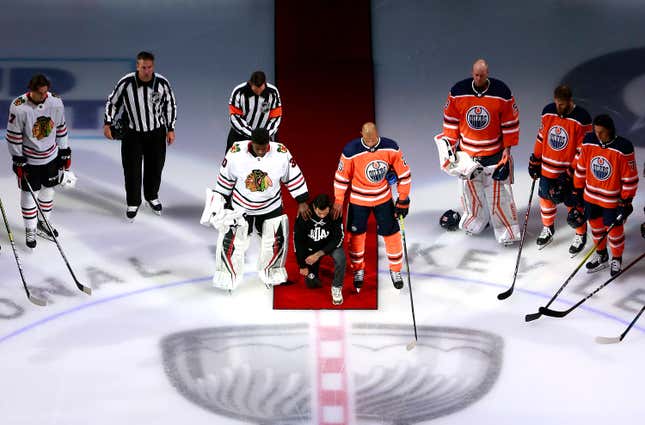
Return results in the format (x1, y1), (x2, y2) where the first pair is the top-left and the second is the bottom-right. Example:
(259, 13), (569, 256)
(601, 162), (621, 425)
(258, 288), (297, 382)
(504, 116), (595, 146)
(307, 247), (347, 288)
(121, 127), (166, 207)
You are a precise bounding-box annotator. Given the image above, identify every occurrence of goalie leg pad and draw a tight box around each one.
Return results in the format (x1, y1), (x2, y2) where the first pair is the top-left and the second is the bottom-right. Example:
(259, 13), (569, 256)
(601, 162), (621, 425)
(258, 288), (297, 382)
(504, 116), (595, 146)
(212, 218), (250, 290)
(459, 175), (489, 234)
(258, 214), (289, 285)
(485, 176), (521, 244)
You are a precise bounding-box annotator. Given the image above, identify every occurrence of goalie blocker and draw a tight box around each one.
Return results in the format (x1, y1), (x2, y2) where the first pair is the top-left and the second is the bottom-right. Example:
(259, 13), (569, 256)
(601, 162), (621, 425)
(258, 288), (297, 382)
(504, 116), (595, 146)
(200, 189), (289, 290)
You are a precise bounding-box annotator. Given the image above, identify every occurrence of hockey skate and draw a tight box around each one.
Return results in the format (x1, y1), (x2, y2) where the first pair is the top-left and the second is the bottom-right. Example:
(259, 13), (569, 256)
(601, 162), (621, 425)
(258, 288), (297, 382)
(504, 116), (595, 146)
(586, 249), (609, 273)
(568, 233), (587, 256)
(25, 228), (37, 249)
(36, 219), (58, 242)
(331, 286), (343, 305)
(126, 206), (139, 222)
(610, 256), (622, 277)
(147, 199), (162, 215)
(305, 273), (322, 289)
(390, 270), (404, 290)
(353, 269), (364, 293)
(536, 225), (554, 249)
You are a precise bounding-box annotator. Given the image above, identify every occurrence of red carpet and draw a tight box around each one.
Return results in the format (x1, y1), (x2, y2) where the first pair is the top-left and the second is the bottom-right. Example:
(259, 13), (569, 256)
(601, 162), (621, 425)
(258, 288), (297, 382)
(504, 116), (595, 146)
(273, 0), (378, 309)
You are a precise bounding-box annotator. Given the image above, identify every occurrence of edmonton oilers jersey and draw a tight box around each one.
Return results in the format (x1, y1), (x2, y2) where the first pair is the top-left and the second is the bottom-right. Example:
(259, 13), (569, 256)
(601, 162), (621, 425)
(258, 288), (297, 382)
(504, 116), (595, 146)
(533, 103), (592, 179)
(573, 134), (638, 208)
(442, 78), (519, 157)
(334, 137), (411, 207)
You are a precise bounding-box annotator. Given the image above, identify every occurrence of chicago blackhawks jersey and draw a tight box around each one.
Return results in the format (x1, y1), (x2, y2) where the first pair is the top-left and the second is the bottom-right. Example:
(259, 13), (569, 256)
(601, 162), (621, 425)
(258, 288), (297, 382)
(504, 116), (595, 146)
(573, 134), (639, 208)
(5, 92), (69, 165)
(334, 137), (411, 207)
(215, 141), (308, 215)
(533, 103), (592, 179)
(442, 78), (519, 157)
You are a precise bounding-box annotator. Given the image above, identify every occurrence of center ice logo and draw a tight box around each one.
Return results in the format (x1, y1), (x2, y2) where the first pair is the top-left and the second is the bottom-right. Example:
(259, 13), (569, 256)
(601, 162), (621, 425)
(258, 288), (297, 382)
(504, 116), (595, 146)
(466, 106), (490, 130)
(548, 125), (568, 151)
(365, 160), (388, 183)
(590, 156), (612, 181)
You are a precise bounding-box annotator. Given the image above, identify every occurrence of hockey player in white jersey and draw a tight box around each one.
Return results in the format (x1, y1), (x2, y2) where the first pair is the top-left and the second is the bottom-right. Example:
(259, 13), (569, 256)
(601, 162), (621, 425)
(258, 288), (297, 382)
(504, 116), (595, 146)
(5, 74), (74, 249)
(200, 128), (311, 290)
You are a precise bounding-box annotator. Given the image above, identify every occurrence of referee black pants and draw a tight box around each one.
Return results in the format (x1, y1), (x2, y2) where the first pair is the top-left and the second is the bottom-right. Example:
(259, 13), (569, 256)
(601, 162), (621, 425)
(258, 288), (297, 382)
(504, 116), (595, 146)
(121, 127), (166, 207)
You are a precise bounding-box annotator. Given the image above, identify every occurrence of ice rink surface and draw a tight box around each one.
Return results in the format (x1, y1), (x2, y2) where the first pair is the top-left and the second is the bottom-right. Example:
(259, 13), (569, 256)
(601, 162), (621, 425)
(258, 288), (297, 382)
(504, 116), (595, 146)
(1, 1), (644, 424)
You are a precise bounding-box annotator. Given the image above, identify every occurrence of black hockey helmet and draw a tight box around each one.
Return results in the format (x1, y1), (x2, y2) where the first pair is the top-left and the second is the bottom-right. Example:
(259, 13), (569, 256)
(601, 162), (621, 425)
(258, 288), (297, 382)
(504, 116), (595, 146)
(440, 209), (461, 231)
(567, 208), (586, 229)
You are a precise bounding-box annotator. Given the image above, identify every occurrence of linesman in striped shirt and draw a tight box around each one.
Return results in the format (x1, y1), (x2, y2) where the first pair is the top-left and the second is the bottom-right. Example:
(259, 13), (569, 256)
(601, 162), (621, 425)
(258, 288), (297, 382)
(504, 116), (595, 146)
(104, 51), (177, 221)
(227, 70), (282, 152)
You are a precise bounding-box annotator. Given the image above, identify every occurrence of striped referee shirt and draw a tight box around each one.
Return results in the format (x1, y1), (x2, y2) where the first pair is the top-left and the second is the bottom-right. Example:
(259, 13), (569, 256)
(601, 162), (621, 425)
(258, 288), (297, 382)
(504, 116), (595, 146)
(104, 72), (177, 133)
(229, 82), (282, 137)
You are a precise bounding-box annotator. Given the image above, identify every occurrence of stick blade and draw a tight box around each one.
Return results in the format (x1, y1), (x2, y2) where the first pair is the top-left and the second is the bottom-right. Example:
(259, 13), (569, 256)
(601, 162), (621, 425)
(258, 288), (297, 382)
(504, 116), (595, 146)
(76, 281), (92, 295)
(539, 306), (569, 318)
(406, 340), (417, 351)
(525, 311), (542, 322)
(497, 287), (513, 300)
(28, 294), (47, 307)
(595, 336), (622, 344)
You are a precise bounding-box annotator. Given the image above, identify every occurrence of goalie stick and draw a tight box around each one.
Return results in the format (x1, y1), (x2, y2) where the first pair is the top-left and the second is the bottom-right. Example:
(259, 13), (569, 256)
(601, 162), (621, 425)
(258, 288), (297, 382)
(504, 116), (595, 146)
(525, 214), (622, 322)
(0, 196), (47, 306)
(596, 304), (645, 344)
(24, 180), (92, 295)
(540, 252), (644, 318)
(498, 178), (536, 300)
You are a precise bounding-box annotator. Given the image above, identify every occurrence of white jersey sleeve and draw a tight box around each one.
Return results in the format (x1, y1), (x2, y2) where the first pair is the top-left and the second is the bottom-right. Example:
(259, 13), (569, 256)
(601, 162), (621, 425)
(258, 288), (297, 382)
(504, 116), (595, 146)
(280, 144), (308, 202)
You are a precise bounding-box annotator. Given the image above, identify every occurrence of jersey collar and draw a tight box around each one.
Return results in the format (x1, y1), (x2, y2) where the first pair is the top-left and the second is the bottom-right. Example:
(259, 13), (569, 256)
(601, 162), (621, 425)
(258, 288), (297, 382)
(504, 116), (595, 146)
(361, 137), (381, 152)
(26, 92), (48, 105)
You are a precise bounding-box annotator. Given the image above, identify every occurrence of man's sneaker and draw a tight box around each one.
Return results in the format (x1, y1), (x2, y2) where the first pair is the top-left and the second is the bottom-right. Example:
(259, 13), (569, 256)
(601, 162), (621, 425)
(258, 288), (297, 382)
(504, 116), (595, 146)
(568, 233), (587, 255)
(147, 199), (162, 215)
(586, 249), (609, 273)
(36, 220), (58, 241)
(353, 269), (364, 293)
(126, 206), (139, 222)
(26, 228), (37, 249)
(331, 286), (343, 305)
(390, 270), (404, 289)
(536, 225), (555, 248)
(610, 256), (622, 277)
(305, 273), (322, 289)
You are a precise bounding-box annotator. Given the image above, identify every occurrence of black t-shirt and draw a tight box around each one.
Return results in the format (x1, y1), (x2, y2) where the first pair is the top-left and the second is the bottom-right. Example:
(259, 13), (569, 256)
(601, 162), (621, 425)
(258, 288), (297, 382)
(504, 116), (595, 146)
(293, 212), (344, 267)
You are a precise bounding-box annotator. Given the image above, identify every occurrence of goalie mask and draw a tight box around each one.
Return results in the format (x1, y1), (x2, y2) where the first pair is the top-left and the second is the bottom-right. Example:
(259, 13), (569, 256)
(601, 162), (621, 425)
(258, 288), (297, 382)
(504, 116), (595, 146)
(440, 209), (461, 231)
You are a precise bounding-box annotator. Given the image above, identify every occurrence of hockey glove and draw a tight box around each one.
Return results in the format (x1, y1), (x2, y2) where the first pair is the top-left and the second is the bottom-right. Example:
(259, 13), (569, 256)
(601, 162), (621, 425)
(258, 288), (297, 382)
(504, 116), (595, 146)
(394, 197), (410, 219)
(566, 208), (586, 229)
(57, 148), (72, 170)
(569, 188), (584, 208)
(528, 154), (541, 179)
(12, 155), (26, 187)
(615, 198), (633, 225)
(386, 170), (398, 185)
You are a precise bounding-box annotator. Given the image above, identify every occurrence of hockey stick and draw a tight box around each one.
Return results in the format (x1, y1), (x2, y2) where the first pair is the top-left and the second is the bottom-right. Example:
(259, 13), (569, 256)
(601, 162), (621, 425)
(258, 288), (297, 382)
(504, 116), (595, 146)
(525, 214), (622, 322)
(596, 304), (645, 344)
(0, 196), (47, 306)
(399, 216), (418, 351)
(540, 252), (644, 318)
(24, 180), (92, 295)
(498, 178), (536, 300)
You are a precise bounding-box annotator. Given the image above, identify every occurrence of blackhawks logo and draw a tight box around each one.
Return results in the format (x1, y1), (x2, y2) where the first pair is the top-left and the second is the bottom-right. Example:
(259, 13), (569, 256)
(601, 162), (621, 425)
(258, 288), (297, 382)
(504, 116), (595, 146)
(32, 116), (54, 140)
(14, 96), (26, 106)
(277, 144), (287, 153)
(245, 169), (273, 192)
(229, 143), (241, 153)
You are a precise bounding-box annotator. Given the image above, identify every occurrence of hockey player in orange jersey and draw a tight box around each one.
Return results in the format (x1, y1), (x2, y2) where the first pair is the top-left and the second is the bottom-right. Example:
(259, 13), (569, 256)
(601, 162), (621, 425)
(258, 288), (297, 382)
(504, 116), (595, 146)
(332, 122), (411, 291)
(438, 59), (520, 245)
(529, 85), (592, 254)
(572, 114), (639, 276)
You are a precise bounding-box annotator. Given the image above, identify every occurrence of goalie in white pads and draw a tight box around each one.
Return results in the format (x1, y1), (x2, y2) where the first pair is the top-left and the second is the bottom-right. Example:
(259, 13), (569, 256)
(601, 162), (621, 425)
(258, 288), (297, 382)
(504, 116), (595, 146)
(200, 128), (311, 290)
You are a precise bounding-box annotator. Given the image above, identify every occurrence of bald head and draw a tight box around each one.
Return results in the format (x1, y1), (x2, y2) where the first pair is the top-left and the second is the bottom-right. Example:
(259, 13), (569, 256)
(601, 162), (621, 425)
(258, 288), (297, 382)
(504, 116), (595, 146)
(472, 59), (489, 88)
(361, 122), (379, 147)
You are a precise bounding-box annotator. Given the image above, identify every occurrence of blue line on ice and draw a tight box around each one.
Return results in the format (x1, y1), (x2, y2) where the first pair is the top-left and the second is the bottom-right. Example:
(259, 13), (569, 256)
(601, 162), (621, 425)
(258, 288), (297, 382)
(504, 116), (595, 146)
(0, 270), (642, 345)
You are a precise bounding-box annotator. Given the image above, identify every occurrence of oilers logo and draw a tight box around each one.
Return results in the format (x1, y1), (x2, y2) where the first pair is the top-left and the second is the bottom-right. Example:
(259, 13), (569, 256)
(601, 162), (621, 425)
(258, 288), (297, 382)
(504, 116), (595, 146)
(466, 106), (490, 130)
(365, 160), (388, 183)
(590, 156), (612, 181)
(547, 125), (569, 151)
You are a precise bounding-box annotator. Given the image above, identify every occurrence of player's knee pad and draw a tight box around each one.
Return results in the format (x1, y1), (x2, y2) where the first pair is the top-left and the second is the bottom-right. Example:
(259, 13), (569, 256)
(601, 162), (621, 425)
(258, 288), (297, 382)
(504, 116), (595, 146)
(212, 217), (250, 291)
(258, 214), (289, 285)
